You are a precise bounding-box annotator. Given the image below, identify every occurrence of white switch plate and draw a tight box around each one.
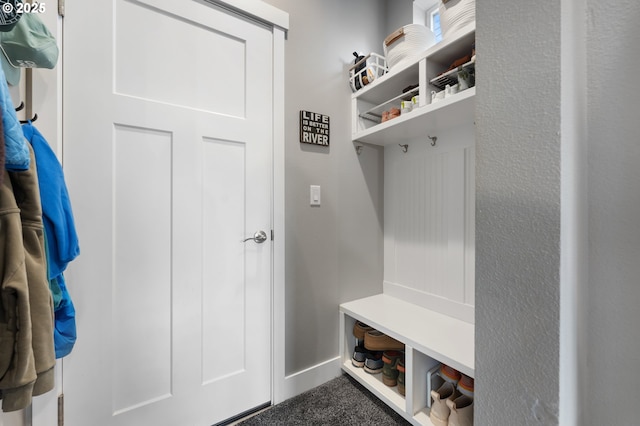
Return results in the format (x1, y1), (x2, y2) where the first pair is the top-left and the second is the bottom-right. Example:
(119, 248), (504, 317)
(310, 185), (321, 206)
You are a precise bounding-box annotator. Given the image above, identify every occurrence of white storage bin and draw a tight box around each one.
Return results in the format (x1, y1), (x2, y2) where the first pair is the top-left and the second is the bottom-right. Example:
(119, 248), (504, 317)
(439, 0), (476, 40)
(383, 24), (436, 71)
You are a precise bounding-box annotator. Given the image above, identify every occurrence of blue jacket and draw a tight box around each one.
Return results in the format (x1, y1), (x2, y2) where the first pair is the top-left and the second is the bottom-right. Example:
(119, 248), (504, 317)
(22, 123), (80, 276)
(1, 66), (29, 171)
(23, 122), (79, 358)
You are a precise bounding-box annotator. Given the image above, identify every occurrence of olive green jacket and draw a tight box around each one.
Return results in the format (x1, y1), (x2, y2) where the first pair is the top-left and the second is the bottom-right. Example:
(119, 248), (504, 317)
(0, 144), (55, 411)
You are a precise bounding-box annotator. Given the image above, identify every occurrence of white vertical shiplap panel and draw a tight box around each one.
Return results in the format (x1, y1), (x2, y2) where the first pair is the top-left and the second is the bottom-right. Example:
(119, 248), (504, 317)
(383, 123), (475, 318)
(383, 149), (398, 284)
(442, 149), (466, 302)
(395, 150), (416, 287)
(464, 145), (476, 306)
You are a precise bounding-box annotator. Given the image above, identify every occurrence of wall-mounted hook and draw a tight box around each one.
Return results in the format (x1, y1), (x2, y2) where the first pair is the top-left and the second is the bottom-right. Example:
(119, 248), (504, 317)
(399, 144), (409, 153)
(355, 145), (364, 155)
(427, 135), (437, 146)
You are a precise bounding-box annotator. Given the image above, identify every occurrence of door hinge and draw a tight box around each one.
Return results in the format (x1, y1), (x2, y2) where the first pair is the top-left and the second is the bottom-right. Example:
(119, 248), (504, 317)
(58, 393), (64, 426)
(58, 0), (65, 17)
(271, 230), (274, 241)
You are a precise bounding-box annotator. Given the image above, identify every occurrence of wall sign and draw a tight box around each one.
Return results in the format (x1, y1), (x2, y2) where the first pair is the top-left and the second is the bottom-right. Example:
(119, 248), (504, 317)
(300, 110), (330, 146)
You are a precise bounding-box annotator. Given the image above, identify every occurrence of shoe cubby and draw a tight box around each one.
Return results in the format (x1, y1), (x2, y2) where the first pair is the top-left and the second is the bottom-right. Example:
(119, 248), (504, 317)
(340, 294), (474, 426)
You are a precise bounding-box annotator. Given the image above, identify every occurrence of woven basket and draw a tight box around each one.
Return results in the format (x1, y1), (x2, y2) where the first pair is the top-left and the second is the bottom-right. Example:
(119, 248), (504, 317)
(439, 0), (475, 39)
(383, 24), (436, 71)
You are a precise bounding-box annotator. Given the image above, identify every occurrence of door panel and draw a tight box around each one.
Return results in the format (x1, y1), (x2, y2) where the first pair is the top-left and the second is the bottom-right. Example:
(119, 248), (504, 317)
(63, 0), (273, 424)
(114, 0), (247, 117)
(202, 138), (247, 382)
(112, 125), (173, 415)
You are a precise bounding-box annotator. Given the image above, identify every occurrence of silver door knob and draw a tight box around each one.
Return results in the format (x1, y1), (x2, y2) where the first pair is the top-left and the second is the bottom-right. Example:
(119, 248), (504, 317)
(243, 230), (268, 244)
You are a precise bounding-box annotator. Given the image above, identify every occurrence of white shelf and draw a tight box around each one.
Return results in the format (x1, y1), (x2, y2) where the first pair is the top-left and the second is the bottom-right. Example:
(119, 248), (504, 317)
(351, 22), (475, 107)
(352, 57), (420, 106)
(341, 294), (474, 377)
(352, 87), (475, 145)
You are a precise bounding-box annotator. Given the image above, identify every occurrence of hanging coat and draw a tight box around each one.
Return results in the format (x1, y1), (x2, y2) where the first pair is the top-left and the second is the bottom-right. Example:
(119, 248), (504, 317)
(8, 143), (55, 398)
(0, 143), (55, 412)
(0, 168), (37, 411)
(22, 122), (79, 358)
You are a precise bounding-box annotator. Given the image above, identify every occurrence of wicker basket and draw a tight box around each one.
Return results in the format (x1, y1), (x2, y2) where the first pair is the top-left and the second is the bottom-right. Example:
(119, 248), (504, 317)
(383, 24), (436, 71)
(439, 0), (475, 39)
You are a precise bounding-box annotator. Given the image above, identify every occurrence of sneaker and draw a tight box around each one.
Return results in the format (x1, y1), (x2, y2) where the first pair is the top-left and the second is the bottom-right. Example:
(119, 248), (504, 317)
(364, 330), (404, 352)
(457, 374), (474, 397)
(397, 359), (406, 396)
(441, 364), (462, 386)
(353, 321), (374, 341)
(351, 345), (367, 368)
(382, 350), (403, 387)
(430, 381), (460, 426)
(363, 351), (383, 374)
(446, 395), (474, 426)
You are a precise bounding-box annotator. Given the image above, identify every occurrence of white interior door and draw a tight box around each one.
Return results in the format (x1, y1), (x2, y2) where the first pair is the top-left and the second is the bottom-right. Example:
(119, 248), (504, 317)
(62, 1), (273, 424)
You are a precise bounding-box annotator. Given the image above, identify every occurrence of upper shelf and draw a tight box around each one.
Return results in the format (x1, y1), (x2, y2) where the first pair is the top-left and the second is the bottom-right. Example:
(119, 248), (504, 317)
(352, 22), (476, 106)
(351, 22), (475, 145)
(353, 86), (475, 145)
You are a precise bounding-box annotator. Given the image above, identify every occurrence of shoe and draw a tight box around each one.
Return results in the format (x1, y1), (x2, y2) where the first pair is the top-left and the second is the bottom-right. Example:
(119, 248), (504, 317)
(363, 351), (383, 374)
(353, 321), (374, 341)
(430, 381), (460, 426)
(364, 330), (404, 351)
(351, 345), (367, 368)
(382, 350), (403, 387)
(446, 395), (474, 426)
(397, 359), (406, 396)
(441, 364), (462, 386)
(457, 374), (474, 397)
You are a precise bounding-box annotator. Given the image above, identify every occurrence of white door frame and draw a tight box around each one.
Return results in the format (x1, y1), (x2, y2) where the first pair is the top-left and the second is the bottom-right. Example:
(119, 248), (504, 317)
(271, 24), (287, 407)
(23, 2), (289, 425)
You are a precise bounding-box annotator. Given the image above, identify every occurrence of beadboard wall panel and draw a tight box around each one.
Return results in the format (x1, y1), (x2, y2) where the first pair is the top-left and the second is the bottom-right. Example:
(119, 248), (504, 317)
(384, 123), (475, 323)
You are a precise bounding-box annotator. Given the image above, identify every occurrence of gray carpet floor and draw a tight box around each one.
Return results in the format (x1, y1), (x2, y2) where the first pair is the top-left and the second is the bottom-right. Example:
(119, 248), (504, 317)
(237, 374), (411, 425)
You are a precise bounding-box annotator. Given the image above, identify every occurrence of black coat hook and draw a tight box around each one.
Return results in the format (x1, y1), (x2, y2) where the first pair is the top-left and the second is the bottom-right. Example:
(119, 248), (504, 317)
(15, 101), (24, 112)
(20, 113), (37, 124)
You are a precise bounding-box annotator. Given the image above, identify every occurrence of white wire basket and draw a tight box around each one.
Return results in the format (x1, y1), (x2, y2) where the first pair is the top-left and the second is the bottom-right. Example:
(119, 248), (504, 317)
(349, 52), (388, 92)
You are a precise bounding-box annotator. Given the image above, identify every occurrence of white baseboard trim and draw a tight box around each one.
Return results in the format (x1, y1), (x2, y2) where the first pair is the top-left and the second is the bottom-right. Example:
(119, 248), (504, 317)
(274, 356), (342, 404)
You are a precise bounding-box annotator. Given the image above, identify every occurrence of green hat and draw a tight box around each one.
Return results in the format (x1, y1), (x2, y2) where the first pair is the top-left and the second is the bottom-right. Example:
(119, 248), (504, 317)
(0, 12), (59, 86)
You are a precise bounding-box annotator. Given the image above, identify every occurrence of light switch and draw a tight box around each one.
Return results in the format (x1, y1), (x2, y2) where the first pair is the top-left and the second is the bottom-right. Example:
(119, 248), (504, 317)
(310, 185), (321, 206)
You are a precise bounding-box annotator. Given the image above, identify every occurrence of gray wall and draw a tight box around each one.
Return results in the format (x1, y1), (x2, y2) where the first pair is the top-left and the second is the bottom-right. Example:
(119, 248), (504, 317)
(475, 1), (562, 424)
(585, 0), (640, 424)
(476, 0), (640, 424)
(385, 0), (414, 36)
(262, 0), (387, 375)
